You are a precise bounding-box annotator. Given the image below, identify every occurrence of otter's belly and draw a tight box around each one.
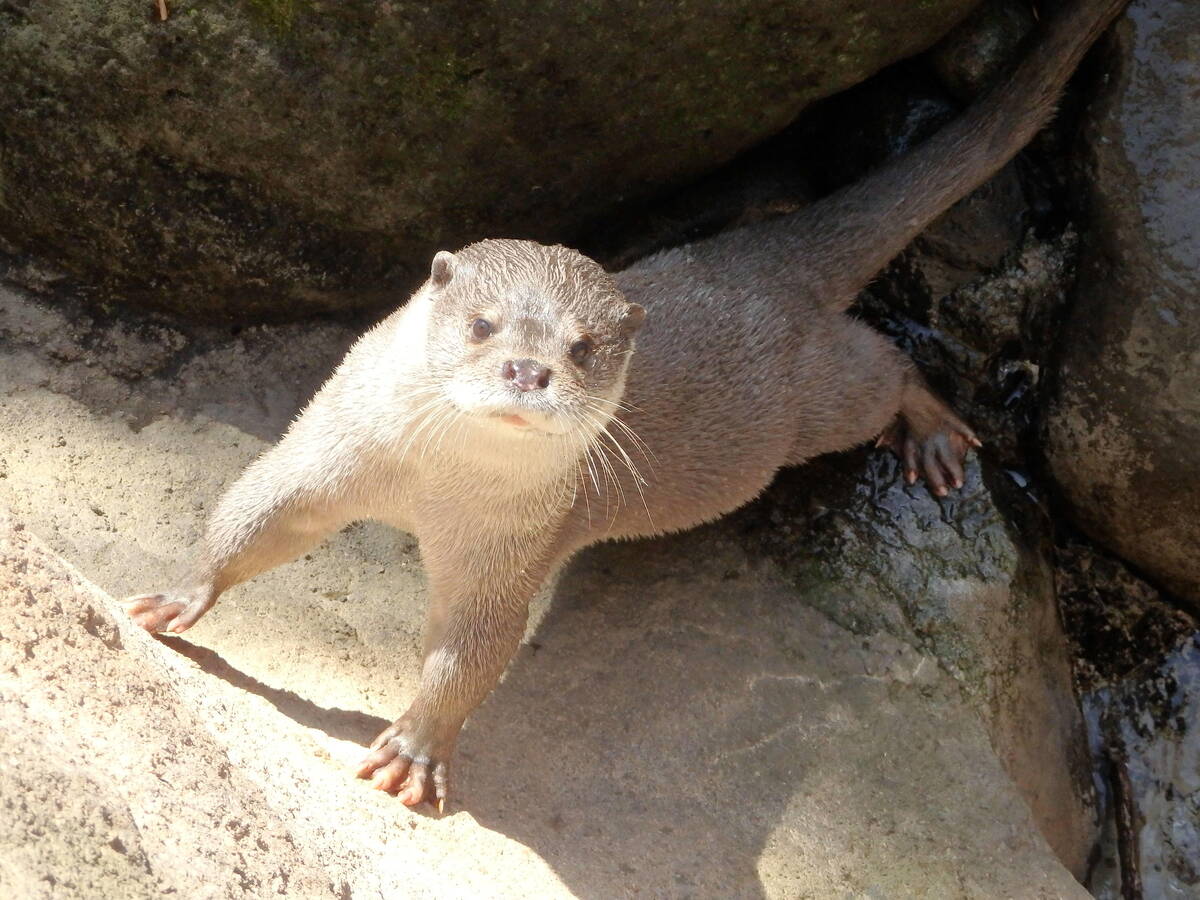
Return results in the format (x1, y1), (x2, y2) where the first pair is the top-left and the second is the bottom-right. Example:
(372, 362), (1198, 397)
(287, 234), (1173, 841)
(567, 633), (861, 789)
(565, 404), (795, 545)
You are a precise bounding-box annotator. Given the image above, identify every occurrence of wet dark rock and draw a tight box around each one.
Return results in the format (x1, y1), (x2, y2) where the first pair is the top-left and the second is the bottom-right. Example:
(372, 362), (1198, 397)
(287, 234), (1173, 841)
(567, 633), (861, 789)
(904, 164), (1031, 300)
(0, 0), (979, 323)
(929, 0), (1036, 100)
(1085, 636), (1200, 898)
(1044, 0), (1200, 609)
(862, 228), (1078, 469)
(788, 62), (958, 197)
(1055, 532), (1198, 897)
(1056, 537), (1196, 692)
(739, 450), (1097, 876)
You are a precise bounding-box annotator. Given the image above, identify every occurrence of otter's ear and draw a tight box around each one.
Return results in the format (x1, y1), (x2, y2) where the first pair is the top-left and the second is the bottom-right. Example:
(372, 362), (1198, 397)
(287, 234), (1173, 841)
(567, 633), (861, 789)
(619, 303), (646, 338)
(430, 251), (456, 289)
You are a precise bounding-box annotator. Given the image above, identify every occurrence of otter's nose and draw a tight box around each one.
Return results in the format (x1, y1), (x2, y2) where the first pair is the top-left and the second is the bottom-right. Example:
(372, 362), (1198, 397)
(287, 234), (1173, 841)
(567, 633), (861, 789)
(502, 358), (552, 392)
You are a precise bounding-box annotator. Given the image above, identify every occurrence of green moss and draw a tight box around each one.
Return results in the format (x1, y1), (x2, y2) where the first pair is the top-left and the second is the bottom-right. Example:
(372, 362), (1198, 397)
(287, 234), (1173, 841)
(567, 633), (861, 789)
(243, 0), (310, 32)
(1, 0), (981, 322)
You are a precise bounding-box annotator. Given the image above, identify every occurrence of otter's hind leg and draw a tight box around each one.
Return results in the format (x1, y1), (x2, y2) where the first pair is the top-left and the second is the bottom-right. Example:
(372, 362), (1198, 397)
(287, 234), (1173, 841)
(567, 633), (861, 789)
(786, 317), (978, 495)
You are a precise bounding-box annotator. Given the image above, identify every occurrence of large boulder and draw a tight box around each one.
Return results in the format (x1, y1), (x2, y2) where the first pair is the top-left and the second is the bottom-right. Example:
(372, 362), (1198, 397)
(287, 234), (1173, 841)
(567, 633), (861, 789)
(1044, 0), (1200, 608)
(0, 0), (978, 322)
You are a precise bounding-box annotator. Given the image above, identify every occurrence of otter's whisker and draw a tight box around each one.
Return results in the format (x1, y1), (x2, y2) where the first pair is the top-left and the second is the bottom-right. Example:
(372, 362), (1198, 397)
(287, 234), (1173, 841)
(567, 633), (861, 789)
(570, 409), (620, 524)
(586, 393), (646, 415)
(394, 394), (452, 468)
(588, 402), (658, 472)
(585, 430), (626, 524)
(579, 406), (655, 529)
(430, 407), (466, 459)
(584, 394), (658, 469)
(575, 422), (603, 507)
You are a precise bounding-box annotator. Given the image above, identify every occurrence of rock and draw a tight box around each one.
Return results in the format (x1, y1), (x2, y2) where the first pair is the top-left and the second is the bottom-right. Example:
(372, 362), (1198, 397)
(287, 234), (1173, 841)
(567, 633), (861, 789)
(1044, 0), (1200, 609)
(929, 0), (1036, 100)
(1054, 536), (1199, 896)
(579, 136), (817, 273)
(0, 511), (1091, 898)
(740, 451), (1097, 876)
(0, 511), (338, 898)
(786, 60), (958, 197)
(1055, 536), (1196, 692)
(1083, 635), (1200, 898)
(0, 280), (1091, 896)
(0, 0), (978, 323)
(862, 227), (1078, 469)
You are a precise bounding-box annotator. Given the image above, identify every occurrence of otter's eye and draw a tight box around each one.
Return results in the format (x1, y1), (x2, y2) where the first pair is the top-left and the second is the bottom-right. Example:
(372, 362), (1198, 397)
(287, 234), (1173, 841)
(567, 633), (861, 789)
(569, 337), (594, 365)
(471, 318), (493, 340)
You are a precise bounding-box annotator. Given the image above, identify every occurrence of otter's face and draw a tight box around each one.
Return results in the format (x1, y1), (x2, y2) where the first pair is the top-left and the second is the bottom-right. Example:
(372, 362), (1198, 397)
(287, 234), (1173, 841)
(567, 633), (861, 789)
(422, 240), (645, 443)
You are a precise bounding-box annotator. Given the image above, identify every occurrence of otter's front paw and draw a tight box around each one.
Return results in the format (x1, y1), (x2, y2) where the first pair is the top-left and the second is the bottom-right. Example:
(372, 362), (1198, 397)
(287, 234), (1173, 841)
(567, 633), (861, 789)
(877, 414), (981, 497)
(356, 715), (458, 810)
(123, 586), (215, 634)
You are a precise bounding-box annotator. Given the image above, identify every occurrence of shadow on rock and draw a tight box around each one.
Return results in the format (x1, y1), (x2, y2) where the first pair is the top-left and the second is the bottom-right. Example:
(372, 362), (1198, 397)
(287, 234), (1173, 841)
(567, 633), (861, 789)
(157, 634), (389, 747)
(457, 534), (780, 898)
(451, 518), (1085, 897)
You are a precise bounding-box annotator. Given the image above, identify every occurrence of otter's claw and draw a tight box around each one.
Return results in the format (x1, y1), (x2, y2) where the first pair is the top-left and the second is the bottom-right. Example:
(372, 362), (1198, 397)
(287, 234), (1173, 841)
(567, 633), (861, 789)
(877, 416), (980, 497)
(357, 718), (454, 811)
(124, 587), (214, 633)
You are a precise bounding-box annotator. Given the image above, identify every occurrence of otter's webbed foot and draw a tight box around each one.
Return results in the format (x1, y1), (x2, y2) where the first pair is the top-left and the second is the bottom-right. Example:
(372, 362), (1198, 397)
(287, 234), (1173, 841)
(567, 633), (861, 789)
(124, 585), (215, 634)
(356, 713), (459, 811)
(876, 410), (980, 497)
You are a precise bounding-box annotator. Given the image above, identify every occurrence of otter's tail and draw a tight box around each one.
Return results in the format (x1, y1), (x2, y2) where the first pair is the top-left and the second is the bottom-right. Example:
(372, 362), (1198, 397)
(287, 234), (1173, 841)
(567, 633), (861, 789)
(796, 0), (1128, 310)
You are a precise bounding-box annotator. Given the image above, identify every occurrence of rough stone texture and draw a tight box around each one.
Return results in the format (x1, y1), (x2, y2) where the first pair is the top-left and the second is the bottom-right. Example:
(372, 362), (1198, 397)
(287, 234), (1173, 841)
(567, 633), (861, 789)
(0, 512), (340, 899)
(1056, 537), (1197, 693)
(740, 454), (1097, 877)
(0, 281), (1090, 897)
(929, 0), (1036, 100)
(866, 226), (1080, 470)
(1054, 538), (1199, 897)
(1084, 636), (1200, 898)
(0, 0), (979, 322)
(1044, 0), (1200, 608)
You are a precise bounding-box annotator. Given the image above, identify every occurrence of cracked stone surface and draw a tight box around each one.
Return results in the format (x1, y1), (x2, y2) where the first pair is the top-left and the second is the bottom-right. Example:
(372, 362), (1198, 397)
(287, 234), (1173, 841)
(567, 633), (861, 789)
(0, 282), (1089, 897)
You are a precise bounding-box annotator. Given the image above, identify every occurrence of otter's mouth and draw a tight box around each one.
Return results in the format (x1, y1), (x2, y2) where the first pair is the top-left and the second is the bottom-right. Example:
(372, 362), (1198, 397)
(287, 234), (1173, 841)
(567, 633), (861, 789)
(478, 406), (578, 436)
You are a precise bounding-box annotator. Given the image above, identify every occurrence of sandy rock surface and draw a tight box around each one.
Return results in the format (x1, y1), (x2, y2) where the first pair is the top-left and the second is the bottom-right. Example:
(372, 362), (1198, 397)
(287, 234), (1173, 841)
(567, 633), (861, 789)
(0, 283), (1088, 897)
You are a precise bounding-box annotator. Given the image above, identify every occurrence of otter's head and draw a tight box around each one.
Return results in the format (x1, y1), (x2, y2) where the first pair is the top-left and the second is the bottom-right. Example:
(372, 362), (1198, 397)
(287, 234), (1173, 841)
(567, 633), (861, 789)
(422, 239), (645, 445)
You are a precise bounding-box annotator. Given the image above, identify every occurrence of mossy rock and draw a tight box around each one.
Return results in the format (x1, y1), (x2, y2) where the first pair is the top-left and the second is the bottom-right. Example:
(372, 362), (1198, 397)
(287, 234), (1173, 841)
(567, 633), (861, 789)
(0, 0), (977, 321)
(736, 450), (1096, 873)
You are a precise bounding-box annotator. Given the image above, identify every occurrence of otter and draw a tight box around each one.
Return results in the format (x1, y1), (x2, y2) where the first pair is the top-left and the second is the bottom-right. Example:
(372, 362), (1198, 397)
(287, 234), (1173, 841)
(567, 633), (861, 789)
(125, 0), (1129, 810)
